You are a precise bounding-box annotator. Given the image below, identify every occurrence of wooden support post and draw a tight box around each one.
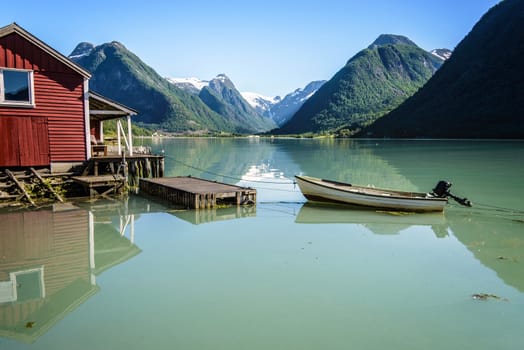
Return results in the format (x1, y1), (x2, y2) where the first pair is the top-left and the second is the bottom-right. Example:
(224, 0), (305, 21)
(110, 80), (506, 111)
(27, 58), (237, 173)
(145, 158), (151, 178)
(127, 115), (133, 156)
(82, 160), (94, 176)
(151, 160), (157, 178)
(129, 161), (136, 187)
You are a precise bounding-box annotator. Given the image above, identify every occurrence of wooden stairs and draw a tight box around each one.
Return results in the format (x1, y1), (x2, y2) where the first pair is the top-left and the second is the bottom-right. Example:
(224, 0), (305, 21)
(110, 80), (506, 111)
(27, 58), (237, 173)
(0, 168), (74, 207)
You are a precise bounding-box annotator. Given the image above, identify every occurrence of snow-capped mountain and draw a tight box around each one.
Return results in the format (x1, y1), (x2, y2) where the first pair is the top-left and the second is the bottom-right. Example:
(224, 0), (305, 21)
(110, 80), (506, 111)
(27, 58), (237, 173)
(269, 80), (326, 126)
(430, 48), (452, 61)
(68, 42), (94, 59)
(241, 92), (281, 118)
(166, 77), (210, 94)
(241, 81), (326, 126)
(168, 75), (325, 127)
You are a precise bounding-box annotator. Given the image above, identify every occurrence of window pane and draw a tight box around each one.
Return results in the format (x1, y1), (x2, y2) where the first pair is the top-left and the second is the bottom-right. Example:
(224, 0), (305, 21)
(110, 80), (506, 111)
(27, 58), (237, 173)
(16, 270), (43, 301)
(4, 70), (30, 102)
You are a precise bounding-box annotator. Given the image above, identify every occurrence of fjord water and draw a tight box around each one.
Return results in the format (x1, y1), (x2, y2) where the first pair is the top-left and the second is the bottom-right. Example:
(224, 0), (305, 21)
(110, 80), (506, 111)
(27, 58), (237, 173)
(1, 138), (523, 349)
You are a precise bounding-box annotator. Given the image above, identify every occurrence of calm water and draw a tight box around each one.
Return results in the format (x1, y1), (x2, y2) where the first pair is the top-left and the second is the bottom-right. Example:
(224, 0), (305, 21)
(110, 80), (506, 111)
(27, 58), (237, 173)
(1, 138), (524, 349)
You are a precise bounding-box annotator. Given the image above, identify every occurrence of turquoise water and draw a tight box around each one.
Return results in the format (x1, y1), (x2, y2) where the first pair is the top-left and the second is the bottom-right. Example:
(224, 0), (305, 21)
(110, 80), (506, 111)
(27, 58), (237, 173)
(1, 139), (523, 349)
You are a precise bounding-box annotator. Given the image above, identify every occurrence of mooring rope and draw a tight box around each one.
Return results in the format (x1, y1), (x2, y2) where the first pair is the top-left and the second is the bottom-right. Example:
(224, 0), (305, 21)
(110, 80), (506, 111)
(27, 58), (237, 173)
(468, 201), (524, 216)
(161, 154), (523, 218)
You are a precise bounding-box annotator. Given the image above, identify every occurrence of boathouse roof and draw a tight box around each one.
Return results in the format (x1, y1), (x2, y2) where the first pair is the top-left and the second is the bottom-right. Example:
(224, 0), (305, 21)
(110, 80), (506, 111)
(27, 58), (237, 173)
(89, 91), (138, 121)
(0, 22), (91, 79)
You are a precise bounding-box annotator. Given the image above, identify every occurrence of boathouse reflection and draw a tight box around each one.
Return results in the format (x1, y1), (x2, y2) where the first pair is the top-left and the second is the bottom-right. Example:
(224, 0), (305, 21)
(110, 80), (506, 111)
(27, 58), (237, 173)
(0, 204), (140, 343)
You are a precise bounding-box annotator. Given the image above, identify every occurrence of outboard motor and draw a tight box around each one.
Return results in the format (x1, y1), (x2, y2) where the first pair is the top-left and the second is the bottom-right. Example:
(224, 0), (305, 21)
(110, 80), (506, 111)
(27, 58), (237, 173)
(432, 181), (452, 198)
(432, 180), (472, 207)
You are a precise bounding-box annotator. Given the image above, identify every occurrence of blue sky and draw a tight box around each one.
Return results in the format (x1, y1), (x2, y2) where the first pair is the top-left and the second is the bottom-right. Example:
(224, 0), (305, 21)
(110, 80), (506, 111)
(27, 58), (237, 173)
(2, 0), (500, 97)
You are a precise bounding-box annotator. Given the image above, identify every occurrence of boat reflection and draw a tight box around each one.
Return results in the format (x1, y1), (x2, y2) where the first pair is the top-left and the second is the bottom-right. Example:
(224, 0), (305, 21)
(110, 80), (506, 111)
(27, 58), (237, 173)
(0, 203), (141, 343)
(295, 202), (449, 237)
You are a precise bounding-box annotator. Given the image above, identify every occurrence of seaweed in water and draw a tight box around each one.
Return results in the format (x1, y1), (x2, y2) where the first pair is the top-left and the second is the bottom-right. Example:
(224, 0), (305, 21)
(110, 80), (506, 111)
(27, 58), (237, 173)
(471, 293), (508, 301)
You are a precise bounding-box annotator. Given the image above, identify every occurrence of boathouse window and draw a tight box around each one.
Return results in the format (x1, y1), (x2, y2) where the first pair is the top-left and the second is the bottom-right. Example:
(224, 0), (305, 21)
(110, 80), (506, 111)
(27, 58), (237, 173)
(0, 68), (35, 107)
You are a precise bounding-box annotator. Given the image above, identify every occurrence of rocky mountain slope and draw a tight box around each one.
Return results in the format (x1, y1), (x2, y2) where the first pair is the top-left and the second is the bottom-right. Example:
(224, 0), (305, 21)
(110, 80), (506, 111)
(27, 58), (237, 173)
(198, 74), (276, 133)
(359, 0), (524, 138)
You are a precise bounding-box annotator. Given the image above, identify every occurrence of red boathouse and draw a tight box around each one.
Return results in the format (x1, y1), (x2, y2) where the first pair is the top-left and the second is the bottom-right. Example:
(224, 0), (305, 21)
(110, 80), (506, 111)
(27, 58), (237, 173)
(0, 23), (136, 173)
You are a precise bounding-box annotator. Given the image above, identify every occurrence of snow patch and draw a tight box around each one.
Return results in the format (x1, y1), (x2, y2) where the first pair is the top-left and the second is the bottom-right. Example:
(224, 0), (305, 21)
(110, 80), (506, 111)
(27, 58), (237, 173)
(430, 49), (452, 61)
(241, 92), (279, 108)
(69, 52), (89, 59)
(167, 77), (209, 91)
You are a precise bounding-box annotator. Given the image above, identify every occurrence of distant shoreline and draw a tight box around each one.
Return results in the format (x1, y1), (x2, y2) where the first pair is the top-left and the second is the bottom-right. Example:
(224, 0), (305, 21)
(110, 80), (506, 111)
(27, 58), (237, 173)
(133, 134), (524, 141)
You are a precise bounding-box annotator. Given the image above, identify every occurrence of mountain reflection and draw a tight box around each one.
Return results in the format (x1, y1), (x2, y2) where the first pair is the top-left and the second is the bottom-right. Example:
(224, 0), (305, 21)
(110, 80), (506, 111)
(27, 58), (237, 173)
(446, 211), (524, 293)
(153, 138), (419, 192)
(296, 201), (524, 292)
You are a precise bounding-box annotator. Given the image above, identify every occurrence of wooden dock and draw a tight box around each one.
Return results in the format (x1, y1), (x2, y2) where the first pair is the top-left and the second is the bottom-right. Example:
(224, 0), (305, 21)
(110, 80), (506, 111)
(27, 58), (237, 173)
(139, 176), (256, 209)
(72, 175), (126, 198)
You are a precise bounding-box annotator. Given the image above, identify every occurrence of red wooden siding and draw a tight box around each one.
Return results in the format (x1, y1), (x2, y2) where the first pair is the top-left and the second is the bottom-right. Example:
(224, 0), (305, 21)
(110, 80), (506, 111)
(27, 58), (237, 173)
(0, 32), (87, 165)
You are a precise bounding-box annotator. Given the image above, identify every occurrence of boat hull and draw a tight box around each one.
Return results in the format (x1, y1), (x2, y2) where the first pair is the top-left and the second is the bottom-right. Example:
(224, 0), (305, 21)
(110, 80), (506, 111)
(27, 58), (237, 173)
(295, 175), (447, 212)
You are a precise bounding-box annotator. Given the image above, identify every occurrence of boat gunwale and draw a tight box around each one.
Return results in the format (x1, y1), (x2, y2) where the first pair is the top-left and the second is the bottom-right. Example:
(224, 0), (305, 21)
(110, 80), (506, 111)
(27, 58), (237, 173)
(295, 175), (447, 203)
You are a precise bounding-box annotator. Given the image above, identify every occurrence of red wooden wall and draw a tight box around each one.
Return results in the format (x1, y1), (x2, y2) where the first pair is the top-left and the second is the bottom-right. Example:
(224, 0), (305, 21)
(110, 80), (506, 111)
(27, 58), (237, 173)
(0, 32), (87, 166)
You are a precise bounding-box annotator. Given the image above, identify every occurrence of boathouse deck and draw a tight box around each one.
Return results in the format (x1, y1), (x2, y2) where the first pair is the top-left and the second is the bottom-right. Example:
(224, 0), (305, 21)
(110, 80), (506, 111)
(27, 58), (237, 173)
(139, 176), (256, 209)
(83, 154), (164, 178)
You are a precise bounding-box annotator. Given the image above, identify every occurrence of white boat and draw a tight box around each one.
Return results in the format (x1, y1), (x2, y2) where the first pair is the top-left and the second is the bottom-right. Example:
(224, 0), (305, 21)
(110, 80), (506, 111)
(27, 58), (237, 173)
(295, 175), (452, 212)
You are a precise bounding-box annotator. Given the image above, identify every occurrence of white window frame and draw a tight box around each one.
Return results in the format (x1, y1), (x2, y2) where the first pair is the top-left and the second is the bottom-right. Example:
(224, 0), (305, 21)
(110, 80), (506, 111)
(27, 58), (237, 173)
(10, 267), (46, 302)
(0, 68), (36, 108)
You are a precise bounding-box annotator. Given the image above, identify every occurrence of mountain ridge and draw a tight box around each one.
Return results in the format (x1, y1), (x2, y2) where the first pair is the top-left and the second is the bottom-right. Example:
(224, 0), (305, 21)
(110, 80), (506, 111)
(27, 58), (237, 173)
(69, 42), (273, 133)
(276, 34), (444, 134)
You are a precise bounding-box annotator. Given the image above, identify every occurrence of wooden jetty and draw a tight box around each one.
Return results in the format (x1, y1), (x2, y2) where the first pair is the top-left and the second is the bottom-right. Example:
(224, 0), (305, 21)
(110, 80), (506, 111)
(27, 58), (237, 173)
(139, 176), (256, 209)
